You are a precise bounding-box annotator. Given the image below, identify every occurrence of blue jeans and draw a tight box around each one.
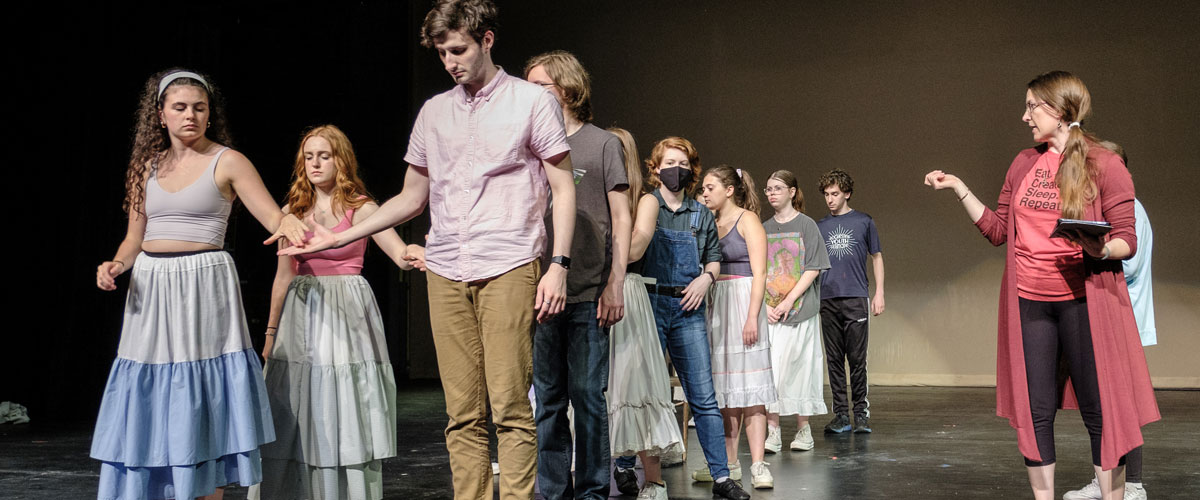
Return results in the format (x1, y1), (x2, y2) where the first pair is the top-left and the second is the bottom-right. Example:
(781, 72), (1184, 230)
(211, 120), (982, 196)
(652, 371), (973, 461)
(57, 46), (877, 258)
(614, 294), (730, 480)
(533, 301), (610, 500)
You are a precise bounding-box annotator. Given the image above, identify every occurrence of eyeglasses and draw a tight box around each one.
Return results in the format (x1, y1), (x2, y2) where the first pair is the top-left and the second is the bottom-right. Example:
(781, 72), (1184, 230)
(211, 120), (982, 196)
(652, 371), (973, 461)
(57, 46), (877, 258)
(763, 186), (790, 195)
(1025, 101), (1049, 114)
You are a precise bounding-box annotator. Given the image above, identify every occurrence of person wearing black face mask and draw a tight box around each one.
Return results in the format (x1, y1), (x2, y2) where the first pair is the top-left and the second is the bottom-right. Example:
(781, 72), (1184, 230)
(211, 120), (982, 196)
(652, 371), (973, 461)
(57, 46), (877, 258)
(620, 137), (751, 499)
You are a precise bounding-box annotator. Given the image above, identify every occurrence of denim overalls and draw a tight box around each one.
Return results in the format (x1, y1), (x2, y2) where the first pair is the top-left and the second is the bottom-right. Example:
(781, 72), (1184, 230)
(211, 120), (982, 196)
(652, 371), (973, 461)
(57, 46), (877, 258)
(639, 196), (730, 480)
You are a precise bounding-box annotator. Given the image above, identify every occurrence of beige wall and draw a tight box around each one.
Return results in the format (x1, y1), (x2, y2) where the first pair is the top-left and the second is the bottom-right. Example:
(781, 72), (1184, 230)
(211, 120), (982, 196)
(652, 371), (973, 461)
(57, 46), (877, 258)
(407, 0), (1200, 387)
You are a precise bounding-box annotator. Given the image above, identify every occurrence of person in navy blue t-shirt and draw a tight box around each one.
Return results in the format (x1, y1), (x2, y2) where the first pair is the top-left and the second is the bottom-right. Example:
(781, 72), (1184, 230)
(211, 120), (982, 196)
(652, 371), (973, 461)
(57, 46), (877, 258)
(815, 169), (885, 434)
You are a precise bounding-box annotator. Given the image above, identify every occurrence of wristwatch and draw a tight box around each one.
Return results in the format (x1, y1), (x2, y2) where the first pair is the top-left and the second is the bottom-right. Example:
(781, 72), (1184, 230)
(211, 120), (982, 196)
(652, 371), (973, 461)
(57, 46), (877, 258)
(550, 255), (571, 269)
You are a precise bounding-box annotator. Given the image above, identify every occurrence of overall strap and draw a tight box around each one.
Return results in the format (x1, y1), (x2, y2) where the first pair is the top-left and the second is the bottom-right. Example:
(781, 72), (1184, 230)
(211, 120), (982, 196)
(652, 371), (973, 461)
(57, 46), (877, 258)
(687, 198), (703, 234)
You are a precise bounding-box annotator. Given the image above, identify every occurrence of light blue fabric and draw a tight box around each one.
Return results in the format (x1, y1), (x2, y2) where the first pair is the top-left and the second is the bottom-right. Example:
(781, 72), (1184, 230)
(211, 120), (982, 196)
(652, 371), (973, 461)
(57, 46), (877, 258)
(98, 449), (261, 500)
(91, 348), (274, 499)
(1123, 199), (1156, 346)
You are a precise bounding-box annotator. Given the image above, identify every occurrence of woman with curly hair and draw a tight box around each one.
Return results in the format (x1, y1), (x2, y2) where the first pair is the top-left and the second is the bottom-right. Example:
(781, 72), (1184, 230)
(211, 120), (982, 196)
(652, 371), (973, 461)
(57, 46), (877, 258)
(91, 68), (309, 499)
(251, 125), (413, 500)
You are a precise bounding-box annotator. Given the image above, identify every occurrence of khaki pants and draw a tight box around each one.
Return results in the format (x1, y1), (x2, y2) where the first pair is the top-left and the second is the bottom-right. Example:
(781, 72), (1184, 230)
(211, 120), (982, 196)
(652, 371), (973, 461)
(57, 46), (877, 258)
(427, 260), (541, 500)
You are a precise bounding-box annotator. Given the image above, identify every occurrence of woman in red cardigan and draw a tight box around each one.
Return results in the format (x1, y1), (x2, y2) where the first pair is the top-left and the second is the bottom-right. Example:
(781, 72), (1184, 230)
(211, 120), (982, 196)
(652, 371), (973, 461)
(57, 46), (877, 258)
(923, 71), (1158, 500)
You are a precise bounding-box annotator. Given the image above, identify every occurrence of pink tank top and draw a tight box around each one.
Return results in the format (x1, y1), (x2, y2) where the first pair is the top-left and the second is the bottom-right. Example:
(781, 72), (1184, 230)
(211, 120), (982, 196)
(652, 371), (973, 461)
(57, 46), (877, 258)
(291, 208), (367, 276)
(143, 147), (232, 246)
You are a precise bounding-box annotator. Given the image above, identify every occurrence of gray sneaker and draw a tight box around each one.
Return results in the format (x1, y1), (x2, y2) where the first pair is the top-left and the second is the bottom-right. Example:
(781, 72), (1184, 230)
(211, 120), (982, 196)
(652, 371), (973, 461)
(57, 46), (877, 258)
(791, 423), (815, 451)
(765, 425), (782, 454)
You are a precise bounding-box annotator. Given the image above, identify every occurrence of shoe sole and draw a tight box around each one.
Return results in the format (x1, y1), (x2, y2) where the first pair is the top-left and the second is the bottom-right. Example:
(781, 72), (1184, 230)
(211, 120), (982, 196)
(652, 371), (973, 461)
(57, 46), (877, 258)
(753, 481), (774, 489)
(825, 425), (851, 433)
(854, 427), (872, 433)
(791, 442), (814, 451)
(764, 444), (780, 454)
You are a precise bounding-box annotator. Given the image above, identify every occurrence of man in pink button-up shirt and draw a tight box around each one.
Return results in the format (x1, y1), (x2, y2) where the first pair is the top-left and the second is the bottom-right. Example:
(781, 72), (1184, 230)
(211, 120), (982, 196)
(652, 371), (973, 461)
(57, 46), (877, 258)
(283, 1), (576, 498)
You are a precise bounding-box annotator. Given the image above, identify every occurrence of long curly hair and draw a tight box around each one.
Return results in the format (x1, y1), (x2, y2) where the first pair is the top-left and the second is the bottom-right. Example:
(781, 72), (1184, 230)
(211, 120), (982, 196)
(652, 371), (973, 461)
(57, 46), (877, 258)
(124, 68), (232, 217)
(284, 125), (373, 217)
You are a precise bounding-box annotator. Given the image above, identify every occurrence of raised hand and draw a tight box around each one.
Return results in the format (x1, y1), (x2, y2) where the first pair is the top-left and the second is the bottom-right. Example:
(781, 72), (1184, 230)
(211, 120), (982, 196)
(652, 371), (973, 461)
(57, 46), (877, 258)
(924, 170), (965, 194)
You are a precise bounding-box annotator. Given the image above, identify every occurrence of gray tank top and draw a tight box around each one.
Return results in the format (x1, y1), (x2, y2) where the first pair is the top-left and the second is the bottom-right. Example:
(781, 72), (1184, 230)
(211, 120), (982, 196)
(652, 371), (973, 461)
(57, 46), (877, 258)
(719, 211), (752, 276)
(143, 147), (232, 246)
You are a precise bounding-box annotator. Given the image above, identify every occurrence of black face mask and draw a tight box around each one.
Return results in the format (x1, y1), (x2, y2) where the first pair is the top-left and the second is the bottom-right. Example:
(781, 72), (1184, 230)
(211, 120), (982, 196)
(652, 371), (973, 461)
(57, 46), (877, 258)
(659, 166), (693, 193)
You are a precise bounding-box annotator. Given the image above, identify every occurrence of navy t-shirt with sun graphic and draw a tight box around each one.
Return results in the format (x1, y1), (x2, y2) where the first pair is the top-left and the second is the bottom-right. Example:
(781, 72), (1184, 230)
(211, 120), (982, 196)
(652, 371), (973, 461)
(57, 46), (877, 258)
(817, 209), (881, 299)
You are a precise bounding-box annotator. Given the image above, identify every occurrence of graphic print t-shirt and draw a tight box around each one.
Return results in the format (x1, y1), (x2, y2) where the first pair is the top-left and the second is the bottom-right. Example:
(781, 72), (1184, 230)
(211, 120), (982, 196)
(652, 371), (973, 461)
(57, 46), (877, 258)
(764, 212), (832, 324)
(817, 209), (880, 299)
(1012, 151), (1084, 301)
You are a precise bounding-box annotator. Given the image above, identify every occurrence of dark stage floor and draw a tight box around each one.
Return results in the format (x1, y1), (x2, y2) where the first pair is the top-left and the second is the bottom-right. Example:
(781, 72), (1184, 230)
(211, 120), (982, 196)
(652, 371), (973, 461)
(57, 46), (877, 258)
(2, 384), (1196, 499)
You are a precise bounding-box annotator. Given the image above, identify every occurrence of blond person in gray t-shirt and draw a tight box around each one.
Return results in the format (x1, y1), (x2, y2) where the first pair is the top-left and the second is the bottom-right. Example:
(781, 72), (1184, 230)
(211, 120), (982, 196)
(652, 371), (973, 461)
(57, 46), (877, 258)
(524, 51), (631, 500)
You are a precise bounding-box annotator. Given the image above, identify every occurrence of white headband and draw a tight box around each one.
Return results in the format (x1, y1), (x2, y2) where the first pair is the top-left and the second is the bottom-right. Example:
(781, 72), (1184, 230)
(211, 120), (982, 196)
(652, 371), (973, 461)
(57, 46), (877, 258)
(157, 71), (210, 101)
(1068, 121), (1081, 129)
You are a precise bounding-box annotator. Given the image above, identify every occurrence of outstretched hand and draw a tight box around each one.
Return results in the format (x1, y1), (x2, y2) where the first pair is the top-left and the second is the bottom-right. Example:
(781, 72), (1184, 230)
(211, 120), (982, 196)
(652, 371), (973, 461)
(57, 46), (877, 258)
(264, 213), (311, 247)
(923, 170), (965, 193)
(278, 215), (335, 256)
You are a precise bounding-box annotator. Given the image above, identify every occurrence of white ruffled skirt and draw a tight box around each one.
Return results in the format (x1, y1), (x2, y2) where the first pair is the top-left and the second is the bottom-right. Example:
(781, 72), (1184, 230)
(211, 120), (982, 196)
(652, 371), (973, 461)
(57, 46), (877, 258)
(607, 274), (683, 457)
(708, 276), (777, 409)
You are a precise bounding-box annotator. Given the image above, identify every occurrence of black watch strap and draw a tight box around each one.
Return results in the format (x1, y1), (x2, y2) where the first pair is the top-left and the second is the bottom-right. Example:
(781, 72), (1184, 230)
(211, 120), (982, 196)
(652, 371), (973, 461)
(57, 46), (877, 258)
(550, 255), (571, 269)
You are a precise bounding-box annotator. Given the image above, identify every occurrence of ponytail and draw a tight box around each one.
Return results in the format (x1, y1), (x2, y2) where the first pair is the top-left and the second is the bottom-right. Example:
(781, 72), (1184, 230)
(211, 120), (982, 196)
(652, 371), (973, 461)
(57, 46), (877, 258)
(1027, 71), (1120, 219)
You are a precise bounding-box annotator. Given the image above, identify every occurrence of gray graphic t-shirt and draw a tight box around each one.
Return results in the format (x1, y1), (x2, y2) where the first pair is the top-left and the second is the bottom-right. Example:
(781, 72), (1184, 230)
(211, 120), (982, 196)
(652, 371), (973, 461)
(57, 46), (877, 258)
(764, 212), (831, 324)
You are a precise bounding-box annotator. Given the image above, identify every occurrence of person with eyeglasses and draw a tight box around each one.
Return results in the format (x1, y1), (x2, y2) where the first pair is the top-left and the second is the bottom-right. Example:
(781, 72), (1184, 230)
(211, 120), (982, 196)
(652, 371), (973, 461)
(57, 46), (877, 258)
(923, 71), (1158, 500)
(522, 50), (631, 500)
(759, 170), (831, 456)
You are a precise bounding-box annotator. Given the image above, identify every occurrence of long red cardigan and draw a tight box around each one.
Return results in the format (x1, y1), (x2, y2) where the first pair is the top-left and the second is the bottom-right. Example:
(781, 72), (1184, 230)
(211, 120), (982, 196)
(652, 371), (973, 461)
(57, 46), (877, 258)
(973, 144), (1160, 470)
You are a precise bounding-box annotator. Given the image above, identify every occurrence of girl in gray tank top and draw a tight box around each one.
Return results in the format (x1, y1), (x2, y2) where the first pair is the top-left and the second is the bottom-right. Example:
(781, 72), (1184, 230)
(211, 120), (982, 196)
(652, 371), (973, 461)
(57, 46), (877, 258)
(92, 68), (310, 500)
(698, 165), (778, 489)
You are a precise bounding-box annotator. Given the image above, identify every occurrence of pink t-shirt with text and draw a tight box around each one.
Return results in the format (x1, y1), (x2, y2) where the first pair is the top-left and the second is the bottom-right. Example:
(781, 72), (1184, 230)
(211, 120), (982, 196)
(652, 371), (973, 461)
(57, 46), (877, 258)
(1012, 151), (1085, 300)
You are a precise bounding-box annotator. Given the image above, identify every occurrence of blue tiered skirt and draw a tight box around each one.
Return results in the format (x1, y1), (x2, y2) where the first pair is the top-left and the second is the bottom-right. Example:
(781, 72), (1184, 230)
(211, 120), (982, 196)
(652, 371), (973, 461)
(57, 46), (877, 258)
(91, 251), (275, 500)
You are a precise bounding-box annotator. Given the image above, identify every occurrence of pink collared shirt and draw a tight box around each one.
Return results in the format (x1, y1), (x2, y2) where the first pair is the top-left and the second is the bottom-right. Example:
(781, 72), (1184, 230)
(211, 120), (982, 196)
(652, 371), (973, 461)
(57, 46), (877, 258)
(405, 68), (570, 282)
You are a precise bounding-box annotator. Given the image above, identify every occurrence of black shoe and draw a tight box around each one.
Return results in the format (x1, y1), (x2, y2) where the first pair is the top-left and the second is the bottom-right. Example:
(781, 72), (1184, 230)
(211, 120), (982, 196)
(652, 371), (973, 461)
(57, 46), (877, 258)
(824, 413), (851, 433)
(712, 478), (752, 500)
(613, 467), (639, 497)
(853, 414), (872, 433)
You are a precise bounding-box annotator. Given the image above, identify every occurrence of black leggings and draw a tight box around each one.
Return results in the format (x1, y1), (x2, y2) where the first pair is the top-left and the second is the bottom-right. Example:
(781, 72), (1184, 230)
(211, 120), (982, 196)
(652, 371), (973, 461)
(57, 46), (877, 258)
(1019, 297), (1111, 467)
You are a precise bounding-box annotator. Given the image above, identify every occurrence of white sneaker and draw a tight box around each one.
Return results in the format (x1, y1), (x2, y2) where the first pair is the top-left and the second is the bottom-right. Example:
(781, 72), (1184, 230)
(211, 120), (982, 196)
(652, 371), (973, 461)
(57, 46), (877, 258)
(750, 461), (773, 489)
(637, 481), (669, 500)
(691, 461), (741, 482)
(791, 423), (815, 451)
(1124, 482), (1146, 500)
(765, 425), (782, 454)
(1063, 476), (1101, 500)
